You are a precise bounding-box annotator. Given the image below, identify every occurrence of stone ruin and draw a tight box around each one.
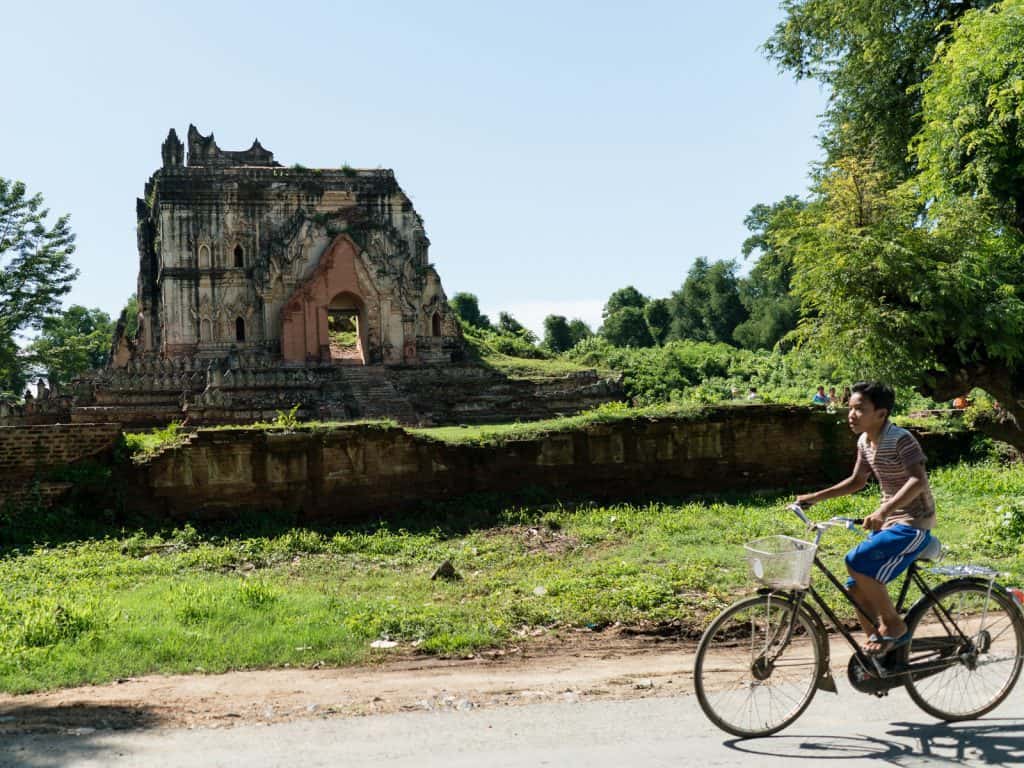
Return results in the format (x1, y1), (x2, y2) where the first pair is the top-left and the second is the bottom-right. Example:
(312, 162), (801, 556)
(60, 125), (620, 427)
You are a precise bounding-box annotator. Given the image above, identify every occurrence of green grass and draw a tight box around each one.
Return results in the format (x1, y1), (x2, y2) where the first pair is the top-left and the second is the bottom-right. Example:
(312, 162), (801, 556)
(125, 419), (399, 461)
(410, 401), (705, 445)
(1, 460), (1022, 693)
(481, 351), (606, 379)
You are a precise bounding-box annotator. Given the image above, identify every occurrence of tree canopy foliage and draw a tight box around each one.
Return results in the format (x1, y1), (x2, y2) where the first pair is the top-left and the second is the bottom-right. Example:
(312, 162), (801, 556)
(602, 286), (648, 318)
(765, 0), (1024, 444)
(913, 0), (1024, 233)
(601, 306), (654, 348)
(27, 305), (113, 388)
(448, 292), (491, 329)
(0, 178), (78, 395)
(765, 0), (997, 178)
(542, 315), (575, 352)
(667, 258), (747, 344)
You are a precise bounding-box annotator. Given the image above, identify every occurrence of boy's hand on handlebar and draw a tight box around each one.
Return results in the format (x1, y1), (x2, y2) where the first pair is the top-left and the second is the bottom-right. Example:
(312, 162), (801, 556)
(862, 510), (885, 531)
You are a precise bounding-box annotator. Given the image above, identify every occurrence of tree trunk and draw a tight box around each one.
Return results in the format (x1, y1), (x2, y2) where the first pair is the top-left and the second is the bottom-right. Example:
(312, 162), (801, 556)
(918, 359), (1024, 452)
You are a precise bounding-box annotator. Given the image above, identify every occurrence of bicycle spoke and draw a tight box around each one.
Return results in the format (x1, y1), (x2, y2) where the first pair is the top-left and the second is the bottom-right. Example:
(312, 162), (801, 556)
(905, 581), (1024, 720)
(695, 594), (823, 737)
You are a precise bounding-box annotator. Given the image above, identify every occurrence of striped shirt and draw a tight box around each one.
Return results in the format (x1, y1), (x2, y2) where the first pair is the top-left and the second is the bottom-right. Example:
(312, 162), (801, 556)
(856, 422), (936, 530)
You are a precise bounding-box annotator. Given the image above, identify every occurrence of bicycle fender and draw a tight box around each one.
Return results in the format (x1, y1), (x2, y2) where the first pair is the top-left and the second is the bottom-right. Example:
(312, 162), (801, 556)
(755, 589), (837, 694)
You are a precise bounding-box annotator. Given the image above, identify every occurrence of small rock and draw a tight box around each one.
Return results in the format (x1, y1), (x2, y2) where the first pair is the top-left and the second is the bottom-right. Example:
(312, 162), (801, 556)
(456, 699), (474, 711)
(634, 679), (655, 690)
(370, 639), (398, 649)
(532, 586), (547, 596)
(432, 560), (461, 581)
(306, 704), (319, 713)
(262, 706), (275, 720)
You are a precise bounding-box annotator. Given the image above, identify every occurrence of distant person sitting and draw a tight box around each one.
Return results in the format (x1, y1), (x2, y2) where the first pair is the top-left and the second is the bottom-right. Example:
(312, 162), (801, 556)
(841, 386), (852, 407)
(812, 386), (830, 406)
(828, 387), (839, 406)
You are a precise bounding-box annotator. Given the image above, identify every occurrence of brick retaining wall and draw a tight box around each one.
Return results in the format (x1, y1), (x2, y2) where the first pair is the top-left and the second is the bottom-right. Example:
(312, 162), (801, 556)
(0, 424), (123, 478)
(129, 406), (974, 521)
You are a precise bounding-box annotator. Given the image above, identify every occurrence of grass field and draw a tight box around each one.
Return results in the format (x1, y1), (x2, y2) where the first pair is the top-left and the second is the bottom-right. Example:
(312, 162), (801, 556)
(1, 460), (1022, 694)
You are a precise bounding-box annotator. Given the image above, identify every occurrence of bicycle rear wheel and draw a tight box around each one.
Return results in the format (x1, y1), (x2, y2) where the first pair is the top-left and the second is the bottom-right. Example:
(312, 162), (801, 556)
(904, 579), (1024, 720)
(694, 593), (823, 737)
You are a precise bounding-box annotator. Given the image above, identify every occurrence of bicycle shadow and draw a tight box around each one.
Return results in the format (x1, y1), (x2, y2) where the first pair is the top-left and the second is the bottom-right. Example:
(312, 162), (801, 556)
(723, 719), (1024, 765)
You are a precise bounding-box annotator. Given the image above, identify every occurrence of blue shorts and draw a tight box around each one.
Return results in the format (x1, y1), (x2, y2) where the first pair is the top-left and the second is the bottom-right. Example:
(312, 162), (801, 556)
(844, 525), (932, 586)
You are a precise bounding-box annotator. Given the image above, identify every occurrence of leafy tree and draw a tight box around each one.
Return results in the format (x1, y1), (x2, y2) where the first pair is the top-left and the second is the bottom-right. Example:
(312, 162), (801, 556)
(120, 294), (139, 340)
(497, 311), (525, 336)
(913, 0), (1024, 233)
(496, 311), (538, 345)
(668, 259), (747, 344)
(601, 307), (654, 348)
(567, 318), (594, 347)
(733, 197), (806, 349)
(643, 298), (671, 346)
(602, 285), (648, 318)
(764, 1), (1024, 446)
(543, 314), (575, 352)
(765, 0), (996, 178)
(0, 178), (78, 395)
(0, 336), (27, 397)
(449, 292), (491, 329)
(27, 305), (114, 388)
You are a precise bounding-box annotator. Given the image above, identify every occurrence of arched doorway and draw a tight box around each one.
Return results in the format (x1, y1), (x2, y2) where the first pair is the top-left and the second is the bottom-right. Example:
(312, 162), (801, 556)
(328, 291), (365, 364)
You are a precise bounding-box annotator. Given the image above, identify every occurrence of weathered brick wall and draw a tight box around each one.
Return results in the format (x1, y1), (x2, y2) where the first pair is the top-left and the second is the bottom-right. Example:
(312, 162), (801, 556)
(130, 406), (973, 521)
(0, 424), (123, 484)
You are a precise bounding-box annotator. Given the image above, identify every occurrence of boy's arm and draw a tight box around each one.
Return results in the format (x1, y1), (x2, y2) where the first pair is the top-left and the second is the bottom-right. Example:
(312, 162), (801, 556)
(796, 452), (870, 506)
(863, 461), (929, 530)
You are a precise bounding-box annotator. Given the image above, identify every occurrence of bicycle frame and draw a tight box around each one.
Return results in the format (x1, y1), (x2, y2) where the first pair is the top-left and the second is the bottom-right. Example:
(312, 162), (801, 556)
(763, 530), (988, 684)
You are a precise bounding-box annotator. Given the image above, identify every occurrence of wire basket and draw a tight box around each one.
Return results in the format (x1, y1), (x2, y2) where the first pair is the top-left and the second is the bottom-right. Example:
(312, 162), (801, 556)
(744, 535), (817, 590)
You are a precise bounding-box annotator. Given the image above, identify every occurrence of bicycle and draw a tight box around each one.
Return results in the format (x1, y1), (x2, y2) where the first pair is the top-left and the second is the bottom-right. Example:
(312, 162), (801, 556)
(694, 503), (1024, 738)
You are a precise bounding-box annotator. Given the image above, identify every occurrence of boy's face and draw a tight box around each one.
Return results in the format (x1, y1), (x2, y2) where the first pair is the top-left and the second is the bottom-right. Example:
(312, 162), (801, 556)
(847, 392), (888, 435)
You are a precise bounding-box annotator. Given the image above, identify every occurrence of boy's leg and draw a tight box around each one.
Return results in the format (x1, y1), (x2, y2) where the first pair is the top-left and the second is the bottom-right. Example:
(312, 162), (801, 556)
(847, 571), (906, 651)
(844, 526), (929, 652)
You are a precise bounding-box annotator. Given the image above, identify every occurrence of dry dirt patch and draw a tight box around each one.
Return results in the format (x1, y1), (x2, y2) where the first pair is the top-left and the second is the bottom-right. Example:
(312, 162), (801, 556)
(0, 631), (695, 734)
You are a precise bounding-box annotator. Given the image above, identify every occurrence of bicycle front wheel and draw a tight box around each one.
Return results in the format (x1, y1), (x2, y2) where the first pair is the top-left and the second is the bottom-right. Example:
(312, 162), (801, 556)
(694, 593), (824, 738)
(904, 579), (1024, 721)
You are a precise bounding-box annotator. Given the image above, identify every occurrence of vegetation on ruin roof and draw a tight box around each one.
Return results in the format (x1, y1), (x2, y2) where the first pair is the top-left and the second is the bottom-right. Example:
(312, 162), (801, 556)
(0, 457), (1021, 693)
(408, 401), (705, 446)
(200, 418), (399, 434)
(124, 416), (401, 462)
(461, 324), (613, 380)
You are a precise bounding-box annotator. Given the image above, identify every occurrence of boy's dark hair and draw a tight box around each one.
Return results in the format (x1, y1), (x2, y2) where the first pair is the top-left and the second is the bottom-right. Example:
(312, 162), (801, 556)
(852, 381), (895, 416)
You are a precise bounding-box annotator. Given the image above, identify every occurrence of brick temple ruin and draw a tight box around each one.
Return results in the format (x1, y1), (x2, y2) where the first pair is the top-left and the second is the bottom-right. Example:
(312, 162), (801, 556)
(53, 126), (619, 427)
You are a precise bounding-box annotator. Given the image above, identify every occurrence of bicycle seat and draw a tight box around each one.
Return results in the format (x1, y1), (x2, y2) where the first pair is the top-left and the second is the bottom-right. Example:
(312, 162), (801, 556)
(916, 536), (943, 562)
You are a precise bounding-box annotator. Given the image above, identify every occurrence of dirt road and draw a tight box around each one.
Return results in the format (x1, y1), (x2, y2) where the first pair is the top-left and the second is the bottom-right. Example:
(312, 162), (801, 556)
(0, 631), (694, 733)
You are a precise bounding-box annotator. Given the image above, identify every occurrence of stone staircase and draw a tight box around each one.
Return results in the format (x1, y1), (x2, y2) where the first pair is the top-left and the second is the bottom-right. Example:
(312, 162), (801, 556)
(323, 366), (419, 425)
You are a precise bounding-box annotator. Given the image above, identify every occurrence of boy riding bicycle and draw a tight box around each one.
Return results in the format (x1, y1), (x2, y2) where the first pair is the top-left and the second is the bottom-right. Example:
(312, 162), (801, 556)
(796, 381), (935, 656)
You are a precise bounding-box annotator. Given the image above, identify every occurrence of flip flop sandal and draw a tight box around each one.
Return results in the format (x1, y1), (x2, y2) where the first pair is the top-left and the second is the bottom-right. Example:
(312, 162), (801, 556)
(864, 630), (911, 657)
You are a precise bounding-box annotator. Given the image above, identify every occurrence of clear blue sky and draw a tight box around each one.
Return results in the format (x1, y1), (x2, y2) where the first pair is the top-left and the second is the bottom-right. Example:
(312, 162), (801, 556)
(2, 1), (825, 336)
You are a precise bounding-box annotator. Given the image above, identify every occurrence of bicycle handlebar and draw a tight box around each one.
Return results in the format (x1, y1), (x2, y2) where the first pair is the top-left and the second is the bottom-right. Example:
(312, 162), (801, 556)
(787, 503), (864, 532)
